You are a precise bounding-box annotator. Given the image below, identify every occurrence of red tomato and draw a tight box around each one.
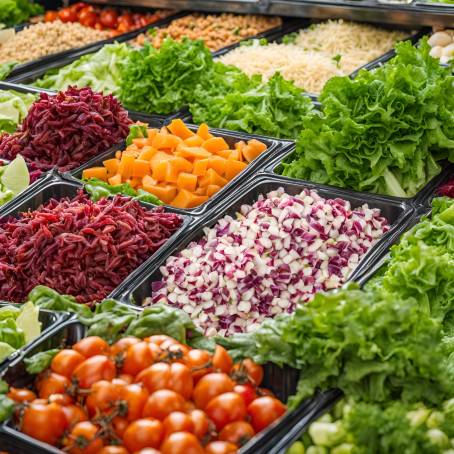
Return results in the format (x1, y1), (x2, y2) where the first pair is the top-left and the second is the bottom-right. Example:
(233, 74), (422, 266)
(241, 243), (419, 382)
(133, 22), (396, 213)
(189, 409), (211, 440)
(73, 336), (109, 358)
(142, 389), (185, 420)
(44, 10), (59, 22)
(122, 383), (149, 421)
(145, 334), (176, 346)
(73, 355), (116, 388)
(231, 359), (263, 386)
(62, 404), (88, 427)
(7, 387), (36, 402)
(135, 362), (170, 393)
(21, 402), (68, 445)
(192, 373), (235, 409)
(48, 393), (73, 406)
(163, 412), (194, 438)
(205, 393), (247, 430)
(100, 9), (118, 29)
(122, 341), (155, 376)
(58, 8), (77, 22)
(168, 362), (193, 399)
(63, 421), (103, 454)
(161, 341), (190, 360)
(112, 416), (129, 438)
(122, 418), (163, 452)
(79, 9), (97, 28)
(37, 372), (70, 398)
(213, 346), (233, 374)
(184, 349), (213, 381)
(51, 349), (85, 378)
(160, 432), (205, 454)
(118, 373), (134, 384)
(233, 384), (257, 406)
(132, 449), (161, 454)
(205, 441), (238, 454)
(86, 380), (123, 416)
(110, 336), (140, 358)
(70, 2), (87, 13)
(219, 421), (255, 446)
(117, 13), (134, 29)
(247, 397), (286, 432)
(97, 447), (129, 454)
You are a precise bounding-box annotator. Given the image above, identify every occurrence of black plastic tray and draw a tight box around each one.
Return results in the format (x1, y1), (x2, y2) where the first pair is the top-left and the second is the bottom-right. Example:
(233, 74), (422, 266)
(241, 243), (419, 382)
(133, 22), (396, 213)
(5, 9), (186, 81)
(0, 171), (194, 304)
(114, 172), (413, 305)
(268, 146), (452, 206)
(0, 304), (69, 374)
(72, 118), (294, 216)
(0, 317), (337, 454)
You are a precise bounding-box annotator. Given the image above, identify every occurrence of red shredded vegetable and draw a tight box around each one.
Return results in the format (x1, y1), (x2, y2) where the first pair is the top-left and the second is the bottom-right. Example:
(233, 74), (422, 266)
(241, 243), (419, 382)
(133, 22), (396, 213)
(0, 191), (182, 304)
(437, 178), (454, 198)
(0, 86), (131, 172)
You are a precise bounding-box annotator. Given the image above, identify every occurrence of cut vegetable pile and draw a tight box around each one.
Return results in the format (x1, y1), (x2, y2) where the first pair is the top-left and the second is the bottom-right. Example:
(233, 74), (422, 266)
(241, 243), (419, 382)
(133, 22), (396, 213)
(82, 119), (268, 209)
(0, 190), (182, 304)
(147, 187), (389, 336)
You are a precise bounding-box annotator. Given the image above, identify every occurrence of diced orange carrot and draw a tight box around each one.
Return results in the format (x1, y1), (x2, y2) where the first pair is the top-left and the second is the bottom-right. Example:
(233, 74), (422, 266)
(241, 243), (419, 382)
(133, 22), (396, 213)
(197, 123), (213, 140)
(133, 138), (149, 148)
(225, 159), (247, 180)
(138, 146), (158, 161)
(193, 159), (209, 176)
(82, 167), (108, 181)
(152, 160), (168, 182)
(183, 135), (204, 147)
(150, 151), (173, 169)
(132, 159), (151, 178)
(166, 158), (193, 183)
(102, 158), (120, 175)
(172, 189), (208, 209)
(208, 156), (227, 176)
(176, 146), (211, 160)
(108, 174), (122, 186)
(144, 184), (177, 204)
(202, 137), (230, 154)
(199, 168), (228, 188)
(152, 133), (182, 150)
(118, 154), (135, 179)
(168, 119), (195, 140)
(177, 172), (198, 192)
(242, 143), (266, 163)
(206, 184), (221, 197)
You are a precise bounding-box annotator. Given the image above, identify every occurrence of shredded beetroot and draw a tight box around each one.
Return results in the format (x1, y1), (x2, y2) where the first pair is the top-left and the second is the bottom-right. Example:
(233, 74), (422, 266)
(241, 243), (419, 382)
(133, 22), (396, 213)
(0, 191), (182, 304)
(0, 86), (131, 172)
(437, 178), (454, 198)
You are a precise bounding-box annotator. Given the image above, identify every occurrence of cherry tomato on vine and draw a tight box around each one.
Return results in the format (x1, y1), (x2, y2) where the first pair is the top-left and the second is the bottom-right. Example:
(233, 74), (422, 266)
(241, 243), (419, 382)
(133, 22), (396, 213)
(247, 396), (286, 432)
(142, 389), (185, 420)
(122, 341), (155, 376)
(205, 392), (247, 430)
(205, 441), (238, 454)
(112, 416), (129, 438)
(97, 447), (129, 454)
(63, 421), (103, 454)
(62, 404), (88, 427)
(122, 418), (163, 452)
(212, 346), (233, 374)
(135, 362), (170, 393)
(48, 393), (73, 406)
(233, 383), (257, 406)
(37, 372), (70, 398)
(44, 10), (59, 22)
(51, 349), (85, 378)
(73, 355), (116, 388)
(7, 387), (36, 402)
(100, 9), (118, 29)
(231, 359), (263, 386)
(184, 349), (213, 381)
(189, 409), (211, 440)
(86, 380), (123, 416)
(219, 421), (255, 446)
(168, 362), (193, 399)
(73, 336), (109, 358)
(121, 383), (149, 421)
(163, 411), (195, 438)
(110, 336), (140, 357)
(193, 373), (234, 409)
(160, 432), (205, 454)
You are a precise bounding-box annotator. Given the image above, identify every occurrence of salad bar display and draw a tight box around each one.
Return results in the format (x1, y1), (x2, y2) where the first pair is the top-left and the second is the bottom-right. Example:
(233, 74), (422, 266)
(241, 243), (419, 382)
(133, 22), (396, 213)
(0, 0), (452, 453)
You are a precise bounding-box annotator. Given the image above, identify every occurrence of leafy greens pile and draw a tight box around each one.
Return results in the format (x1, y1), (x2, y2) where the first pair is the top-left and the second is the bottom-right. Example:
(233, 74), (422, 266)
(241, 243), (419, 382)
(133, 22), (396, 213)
(0, 0), (43, 27)
(0, 89), (35, 133)
(280, 39), (454, 197)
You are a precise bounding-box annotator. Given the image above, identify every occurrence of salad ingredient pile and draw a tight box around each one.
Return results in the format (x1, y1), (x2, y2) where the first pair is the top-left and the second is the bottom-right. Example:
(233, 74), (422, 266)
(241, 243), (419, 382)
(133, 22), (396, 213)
(219, 19), (408, 93)
(280, 39), (454, 197)
(0, 21), (109, 65)
(0, 301), (40, 362)
(9, 334), (286, 453)
(0, 89), (35, 134)
(0, 191), (182, 304)
(429, 28), (454, 63)
(0, 155), (29, 205)
(149, 187), (389, 336)
(0, 0), (43, 27)
(82, 119), (268, 209)
(135, 12), (282, 50)
(0, 86), (131, 172)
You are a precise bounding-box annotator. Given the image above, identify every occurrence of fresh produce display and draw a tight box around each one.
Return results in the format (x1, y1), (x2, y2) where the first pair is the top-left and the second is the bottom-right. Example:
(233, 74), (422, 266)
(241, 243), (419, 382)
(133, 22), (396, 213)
(6, 330), (286, 453)
(0, 155), (29, 206)
(0, 86), (131, 172)
(0, 21), (109, 65)
(288, 398), (454, 454)
(0, 0), (43, 26)
(82, 119), (268, 208)
(147, 187), (389, 336)
(34, 42), (130, 95)
(219, 20), (408, 93)
(438, 176), (454, 198)
(134, 12), (282, 51)
(0, 301), (40, 362)
(0, 190), (182, 304)
(428, 28), (454, 63)
(280, 39), (454, 197)
(0, 88), (35, 133)
(43, 3), (171, 36)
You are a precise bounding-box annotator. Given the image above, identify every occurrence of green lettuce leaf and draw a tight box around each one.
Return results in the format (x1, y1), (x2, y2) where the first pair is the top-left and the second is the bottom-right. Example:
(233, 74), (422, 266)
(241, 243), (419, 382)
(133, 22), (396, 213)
(0, 0), (43, 26)
(24, 349), (59, 374)
(0, 89), (34, 133)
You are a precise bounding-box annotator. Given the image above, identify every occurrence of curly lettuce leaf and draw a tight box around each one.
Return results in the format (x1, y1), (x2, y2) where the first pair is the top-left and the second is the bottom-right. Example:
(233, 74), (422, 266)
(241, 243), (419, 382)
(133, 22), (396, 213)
(281, 39), (454, 197)
(0, 89), (35, 133)
(0, 0), (43, 26)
